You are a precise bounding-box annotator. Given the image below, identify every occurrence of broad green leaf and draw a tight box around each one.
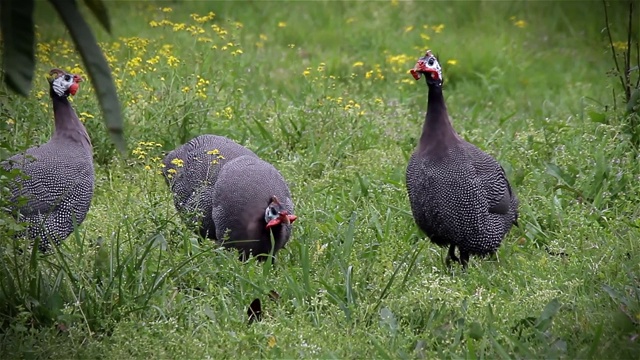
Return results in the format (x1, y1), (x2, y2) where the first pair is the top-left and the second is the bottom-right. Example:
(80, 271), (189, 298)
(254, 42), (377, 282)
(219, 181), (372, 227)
(49, 0), (126, 153)
(546, 163), (575, 187)
(534, 298), (561, 332)
(82, 0), (111, 33)
(468, 321), (484, 340)
(587, 110), (607, 123)
(1, 0), (35, 96)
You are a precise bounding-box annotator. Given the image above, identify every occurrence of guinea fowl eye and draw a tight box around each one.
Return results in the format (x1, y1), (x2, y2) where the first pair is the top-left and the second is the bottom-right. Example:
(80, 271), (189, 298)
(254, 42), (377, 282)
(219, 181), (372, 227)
(270, 207), (278, 216)
(428, 58), (435, 66)
(64, 75), (71, 81)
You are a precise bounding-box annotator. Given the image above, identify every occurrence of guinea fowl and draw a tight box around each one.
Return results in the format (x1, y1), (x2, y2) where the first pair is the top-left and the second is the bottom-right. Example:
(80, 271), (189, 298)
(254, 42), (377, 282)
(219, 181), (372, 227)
(3, 68), (94, 253)
(211, 155), (297, 261)
(162, 134), (259, 239)
(406, 50), (519, 267)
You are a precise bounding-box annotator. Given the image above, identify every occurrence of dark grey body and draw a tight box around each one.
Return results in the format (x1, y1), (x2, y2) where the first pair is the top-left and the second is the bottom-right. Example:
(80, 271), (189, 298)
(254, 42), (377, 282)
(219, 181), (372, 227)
(3, 88), (94, 253)
(212, 155), (295, 260)
(162, 134), (258, 239)
(407, 141), (518, 258)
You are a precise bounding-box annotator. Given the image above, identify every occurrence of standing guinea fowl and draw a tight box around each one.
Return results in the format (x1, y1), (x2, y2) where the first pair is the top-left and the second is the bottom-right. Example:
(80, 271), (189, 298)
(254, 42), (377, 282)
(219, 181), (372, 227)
(162, 134), (259, 239)
(406, 50), (519, 267)
(211, 155), (297, 261)
(3, 68), (94, 253)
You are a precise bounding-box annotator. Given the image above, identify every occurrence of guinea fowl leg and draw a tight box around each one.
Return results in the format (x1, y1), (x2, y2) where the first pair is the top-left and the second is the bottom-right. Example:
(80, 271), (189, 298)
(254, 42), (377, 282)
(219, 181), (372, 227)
(445, 244), (459, 267)
(460, 250), (470, 268)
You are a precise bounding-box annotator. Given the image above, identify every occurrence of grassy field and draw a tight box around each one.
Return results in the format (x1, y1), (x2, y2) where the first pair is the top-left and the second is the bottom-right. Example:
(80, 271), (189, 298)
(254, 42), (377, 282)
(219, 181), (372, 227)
(1, 0), (639, 358)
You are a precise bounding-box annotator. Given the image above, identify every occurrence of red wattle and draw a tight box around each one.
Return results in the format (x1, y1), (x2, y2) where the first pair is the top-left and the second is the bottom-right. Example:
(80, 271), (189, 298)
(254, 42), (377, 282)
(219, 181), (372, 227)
(69, 83), (79, 95)
(266, 218), (281, 228)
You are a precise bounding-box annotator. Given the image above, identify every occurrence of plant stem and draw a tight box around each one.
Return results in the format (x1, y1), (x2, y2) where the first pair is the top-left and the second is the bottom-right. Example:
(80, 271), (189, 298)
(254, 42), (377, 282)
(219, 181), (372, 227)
(603, 0), (627, 100)
(625, 0), (632, 100)
(636, 38), (640, 88)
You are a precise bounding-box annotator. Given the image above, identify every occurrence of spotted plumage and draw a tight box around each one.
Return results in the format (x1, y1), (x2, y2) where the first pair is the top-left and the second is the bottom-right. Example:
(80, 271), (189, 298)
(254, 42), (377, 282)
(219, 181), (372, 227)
(211, 155), (296, 261)
(2, 68), (94, 253)
(406, 50), (519, 267)
(162, 134), (259, 239)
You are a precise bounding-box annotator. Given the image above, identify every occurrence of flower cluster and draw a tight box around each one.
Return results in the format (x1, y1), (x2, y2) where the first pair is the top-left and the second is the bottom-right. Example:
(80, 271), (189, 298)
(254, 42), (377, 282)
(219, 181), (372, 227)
(510, 16), (527, 28)
(206, 149), (225, 165)
(132, 141), (164, 173)
(322, 96), (366, 116)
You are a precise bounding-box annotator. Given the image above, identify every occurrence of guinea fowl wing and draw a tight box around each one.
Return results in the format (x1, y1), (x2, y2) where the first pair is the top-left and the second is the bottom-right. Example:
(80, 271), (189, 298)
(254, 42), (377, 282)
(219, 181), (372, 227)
(407, 149), (489, 245)
(462, 143), (515, 215)
(4, 145), (90, 217)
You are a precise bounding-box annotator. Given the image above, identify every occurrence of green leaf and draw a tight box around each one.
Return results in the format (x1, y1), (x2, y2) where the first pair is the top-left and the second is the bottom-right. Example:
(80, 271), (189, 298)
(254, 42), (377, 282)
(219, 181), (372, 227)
(48, 0), (126, 153)
(1, 0), (35, 96)
(587, 110), (607, 123)
(82, 0), (111, 33)
(468, 321), (485, 340)
(546, 163), (575, 187)
(535, 298), (561, 332)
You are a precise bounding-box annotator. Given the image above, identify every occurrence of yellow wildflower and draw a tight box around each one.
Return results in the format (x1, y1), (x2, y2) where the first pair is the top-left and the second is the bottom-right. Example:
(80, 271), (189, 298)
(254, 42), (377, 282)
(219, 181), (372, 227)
(167, 56), (180, 67)
(612, 41), (628, 51)
(447, 59), (458, 65)
(514, 19), (527, 28)
(222, 107), (233, 119)
(353, 61), (364, 67)
(432, 24), (445, 33)
(267, 335), (276, 348)
(278, 22), (287, 28)
(161, 7), (172, 12)
(404, 25), (414, 33)
(170, 158), (184, 167)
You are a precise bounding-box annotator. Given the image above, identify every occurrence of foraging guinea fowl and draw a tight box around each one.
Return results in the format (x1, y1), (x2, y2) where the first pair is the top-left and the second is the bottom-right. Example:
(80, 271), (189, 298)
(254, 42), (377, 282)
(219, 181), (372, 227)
(3, 68), (94, 253)
(162, 134), (259, 239)
(211, 155), (297, 261)
(405, 50), (519, 267)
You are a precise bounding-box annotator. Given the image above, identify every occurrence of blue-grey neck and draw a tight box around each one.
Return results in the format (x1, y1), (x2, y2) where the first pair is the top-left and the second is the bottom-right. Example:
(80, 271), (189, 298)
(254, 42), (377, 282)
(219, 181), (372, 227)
(51, 90), (92, 150)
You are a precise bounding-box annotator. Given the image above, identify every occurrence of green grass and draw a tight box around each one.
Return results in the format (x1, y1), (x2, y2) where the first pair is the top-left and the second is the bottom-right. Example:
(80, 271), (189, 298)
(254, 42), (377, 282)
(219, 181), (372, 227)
(1, 0), (639, 358)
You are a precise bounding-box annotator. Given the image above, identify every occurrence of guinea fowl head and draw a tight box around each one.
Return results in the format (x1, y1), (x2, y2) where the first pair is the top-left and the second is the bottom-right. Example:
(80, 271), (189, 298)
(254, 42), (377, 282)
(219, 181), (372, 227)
(264, 196), (297, 229)
(48, 68), (83, 98)
(410, 50), (443, 87)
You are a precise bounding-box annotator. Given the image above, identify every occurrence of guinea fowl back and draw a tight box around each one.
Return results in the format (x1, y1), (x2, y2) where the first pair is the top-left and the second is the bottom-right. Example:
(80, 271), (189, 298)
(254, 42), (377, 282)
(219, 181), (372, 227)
(211, 155), (296, 260)
(405, 50), (518, 266)
(3, 69), (94, 253)
(162, 135), (258, 239)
